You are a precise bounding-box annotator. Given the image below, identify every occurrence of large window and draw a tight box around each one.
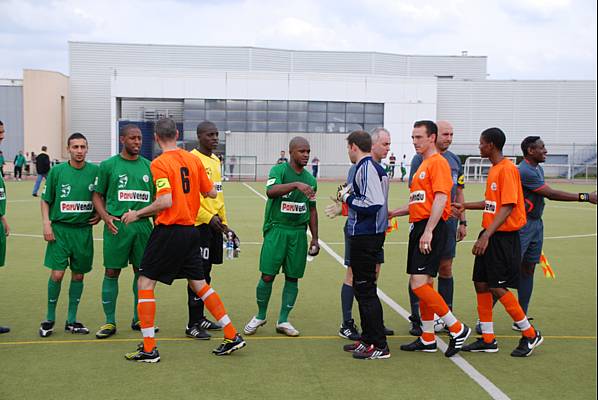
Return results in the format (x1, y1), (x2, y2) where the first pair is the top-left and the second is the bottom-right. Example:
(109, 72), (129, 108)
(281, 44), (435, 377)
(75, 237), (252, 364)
(184, 99), (384, 133)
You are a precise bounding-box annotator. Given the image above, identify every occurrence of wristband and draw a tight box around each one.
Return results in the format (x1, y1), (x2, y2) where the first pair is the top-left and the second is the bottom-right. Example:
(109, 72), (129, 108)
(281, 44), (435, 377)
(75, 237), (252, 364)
(579, 193), (590, 202)
(459, 220), (467, 226)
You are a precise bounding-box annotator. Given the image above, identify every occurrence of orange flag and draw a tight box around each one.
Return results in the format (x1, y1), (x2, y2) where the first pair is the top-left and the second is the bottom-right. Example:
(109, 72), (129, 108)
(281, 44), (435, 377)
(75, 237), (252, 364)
(539, 252), (555, 279)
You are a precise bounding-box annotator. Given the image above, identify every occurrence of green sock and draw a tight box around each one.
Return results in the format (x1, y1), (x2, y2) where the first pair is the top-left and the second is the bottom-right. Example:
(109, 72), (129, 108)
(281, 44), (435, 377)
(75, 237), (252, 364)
(132, 271), (140, 322)
(67, 280), (84, 324)
(278, 280), (299, 323)
(101, 276), (119, 324)
(256, 279), (273, 320)
(46, 278), (62, 321)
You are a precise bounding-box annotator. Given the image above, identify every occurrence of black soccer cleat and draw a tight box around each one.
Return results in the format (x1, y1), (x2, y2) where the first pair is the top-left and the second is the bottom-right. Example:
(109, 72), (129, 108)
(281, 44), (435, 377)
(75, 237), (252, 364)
(408, 315), (423, 337)
(0, 326), (10, 334)
(198, 318), (222, 331)
(131, 319), (160, 333)
(39, 320), (55, 337)
(65, 321), (90, 334)
(339, 319), (360, 341)
(352, 344), (391, 360)
(475, 319), (482, 335)
(213, 334), (246, 356)
(125, 345), (160, 363)
(343, 341), (368, 353)
(400, 337), (438, 352)
(186, 323), (211, 340)
(462, 337), (499, 353)
(95, 323), (117, 339)
(511, 330), (543, 357)
(445, 324), (471, 358)
(383, 326), (395, 336)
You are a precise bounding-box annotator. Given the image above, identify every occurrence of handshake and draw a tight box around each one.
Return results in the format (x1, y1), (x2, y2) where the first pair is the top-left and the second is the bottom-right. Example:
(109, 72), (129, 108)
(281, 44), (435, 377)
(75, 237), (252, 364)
(324, 184), (352, 219)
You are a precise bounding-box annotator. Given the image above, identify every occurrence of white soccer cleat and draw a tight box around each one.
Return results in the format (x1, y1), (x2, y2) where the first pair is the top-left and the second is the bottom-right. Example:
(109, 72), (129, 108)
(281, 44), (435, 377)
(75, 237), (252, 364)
(276, 321), (300, 337)
(243, 316), (266, 335)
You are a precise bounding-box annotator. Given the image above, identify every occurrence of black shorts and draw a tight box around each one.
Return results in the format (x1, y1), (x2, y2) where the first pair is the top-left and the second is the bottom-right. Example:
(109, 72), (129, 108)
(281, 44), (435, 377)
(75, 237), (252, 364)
(344, 225), (384, 266)
(196, 224), (224, 267)
(406, 219), (447, 277)
(139, 225), (205, 285)
(472, 230), (520, 289)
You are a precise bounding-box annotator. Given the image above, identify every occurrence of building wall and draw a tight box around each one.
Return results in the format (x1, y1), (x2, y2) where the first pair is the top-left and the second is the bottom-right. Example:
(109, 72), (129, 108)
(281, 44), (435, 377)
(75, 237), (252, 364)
(437, 80), (597, 161)
(23, 70), (69, 161)
(0, 83), (24, 162)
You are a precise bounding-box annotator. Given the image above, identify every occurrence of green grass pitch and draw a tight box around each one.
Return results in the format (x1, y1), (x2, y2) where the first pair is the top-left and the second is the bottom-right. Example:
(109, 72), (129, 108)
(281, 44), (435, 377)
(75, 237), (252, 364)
(0, 179), (596, 400)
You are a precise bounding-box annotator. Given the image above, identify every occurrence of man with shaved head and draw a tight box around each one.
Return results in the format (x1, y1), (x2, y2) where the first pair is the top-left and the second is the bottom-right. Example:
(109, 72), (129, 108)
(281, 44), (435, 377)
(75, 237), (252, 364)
(244, 136), (319, 337)
(406, 120), (467, 336)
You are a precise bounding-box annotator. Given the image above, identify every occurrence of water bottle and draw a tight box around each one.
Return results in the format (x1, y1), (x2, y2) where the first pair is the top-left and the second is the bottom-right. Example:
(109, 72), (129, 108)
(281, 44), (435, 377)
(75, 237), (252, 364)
(226, 232), (234, 259)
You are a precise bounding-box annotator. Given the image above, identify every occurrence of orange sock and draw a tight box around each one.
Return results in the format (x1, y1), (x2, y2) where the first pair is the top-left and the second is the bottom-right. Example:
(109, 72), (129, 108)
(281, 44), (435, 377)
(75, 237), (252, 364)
(197, 284), (238, 339)
(498, 291), (536, 338)
(413, 284), (463, 335)
(138, 289), (156, 352)
(477, 292), (495, 343)
(419, 298), (435, 343)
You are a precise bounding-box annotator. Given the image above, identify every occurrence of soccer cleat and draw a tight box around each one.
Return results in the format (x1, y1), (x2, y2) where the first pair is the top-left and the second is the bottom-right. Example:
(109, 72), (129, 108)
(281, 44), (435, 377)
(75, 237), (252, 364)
(462, 338), (499, 353)
(408, 315), (423, 336)
(131, 319), (160, 333)
(400, 338), (438, 352)
(339, 319), (360, 341)
(243, 316), (267, 335)
(125, 345), (160, 363)
(511, 330), (543, 357)
(475, 319), (482, 335)
(185, 324), (211, 340)
(383, 326), (395, 336)
(39, 320), (55, 337)
(343, 341), (368, 353)
(65, 321), (90, 334)
(512, 317), (534, 332)
(445, 324), (471, 358)
(433, 317), (447, 333)
(95, 323), (117, 339)
(276, 321), (300, 337)
(0, 326), (9, 334)
(198, 318), (222, 331)
(212, 334), (246, 356)
(352, 344), (391, 360)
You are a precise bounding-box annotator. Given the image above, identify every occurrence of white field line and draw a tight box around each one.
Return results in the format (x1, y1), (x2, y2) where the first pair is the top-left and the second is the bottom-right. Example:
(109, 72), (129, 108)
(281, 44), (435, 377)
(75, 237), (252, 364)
(242, 182), (510, 400)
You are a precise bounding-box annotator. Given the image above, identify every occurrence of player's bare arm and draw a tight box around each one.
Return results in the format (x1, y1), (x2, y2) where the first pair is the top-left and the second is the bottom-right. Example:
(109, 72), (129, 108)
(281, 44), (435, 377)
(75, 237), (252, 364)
(308, 206), (319, 256)
(122, 193), (172, 224)
(420, 192), (447, 255)
(455, 186), (467, 241)
(535, 186), (597, 204)
(40, 200), (54, 242)
(92, 191), (119, 234)
(88, 212), (101, 226)
(472, 204), (514, 256)
(267, 182), (315, 199)
(388, 204), (409, 218)
(203, 187), (218, 199)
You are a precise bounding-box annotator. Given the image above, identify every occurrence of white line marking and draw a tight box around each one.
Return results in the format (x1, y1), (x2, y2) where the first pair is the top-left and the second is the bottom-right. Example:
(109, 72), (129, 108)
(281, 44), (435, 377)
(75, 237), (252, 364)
(243, 182), (510, 400)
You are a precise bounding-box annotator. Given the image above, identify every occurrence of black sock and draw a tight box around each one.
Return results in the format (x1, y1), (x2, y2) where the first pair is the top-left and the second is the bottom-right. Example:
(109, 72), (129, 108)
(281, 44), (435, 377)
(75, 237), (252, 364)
(341, 284), (354, 322)
(438, 276), (454, 310)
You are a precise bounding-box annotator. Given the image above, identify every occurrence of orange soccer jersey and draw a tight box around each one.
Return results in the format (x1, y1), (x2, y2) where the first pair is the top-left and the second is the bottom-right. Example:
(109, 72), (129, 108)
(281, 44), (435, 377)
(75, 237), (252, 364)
(151, 148), (213, 226)
(482, 158), (526, 231)
(409, 153), (453, 223)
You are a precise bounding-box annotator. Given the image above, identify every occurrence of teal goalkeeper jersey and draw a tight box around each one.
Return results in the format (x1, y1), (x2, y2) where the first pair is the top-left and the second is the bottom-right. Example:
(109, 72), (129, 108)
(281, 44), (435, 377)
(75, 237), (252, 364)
(262, 162), (317, 233)
(42, 161), (99, 225)
(94, 154), (154, 216)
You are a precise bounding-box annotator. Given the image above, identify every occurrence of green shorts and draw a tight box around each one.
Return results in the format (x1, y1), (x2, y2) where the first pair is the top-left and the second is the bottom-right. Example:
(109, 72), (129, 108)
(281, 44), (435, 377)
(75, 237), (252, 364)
(44, 222), (94, 274)
(103, 219), (152, 269)
(0, 222), (6, 267)
(259, 225), (308, 279)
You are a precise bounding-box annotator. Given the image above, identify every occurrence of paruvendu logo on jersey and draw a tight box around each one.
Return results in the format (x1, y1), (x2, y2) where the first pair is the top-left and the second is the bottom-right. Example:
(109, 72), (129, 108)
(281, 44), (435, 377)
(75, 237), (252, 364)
(409, 190), (426, 204)
(60, 201), (94, 213)
(281, 201), (307, 214)
(484, 201), (497, 214)
(118, 190), (150, 202)
(0, 188), (5, 200)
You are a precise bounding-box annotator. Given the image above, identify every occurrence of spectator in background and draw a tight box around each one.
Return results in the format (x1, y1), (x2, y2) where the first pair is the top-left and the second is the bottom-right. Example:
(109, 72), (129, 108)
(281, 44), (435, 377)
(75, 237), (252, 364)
(13, 151), (26, 181)
(388, 153), (396, 179)
(229, 155), (236, 178)
(311, 156), (320, 178)
(277, 150), (288, 165)
(32, 146), (51, 197)
(0, 151), (5, 177)
(400, 154), (407, 182)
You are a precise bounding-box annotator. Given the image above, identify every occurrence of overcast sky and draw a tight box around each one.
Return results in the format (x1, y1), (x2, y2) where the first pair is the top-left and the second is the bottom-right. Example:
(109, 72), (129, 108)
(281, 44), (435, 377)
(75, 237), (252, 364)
(1, 0), (596, 80)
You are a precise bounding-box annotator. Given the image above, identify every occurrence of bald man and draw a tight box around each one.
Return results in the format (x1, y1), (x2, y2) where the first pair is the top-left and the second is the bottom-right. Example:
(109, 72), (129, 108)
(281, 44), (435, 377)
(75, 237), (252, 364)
(244, 137), (319, 337)
(407, 120), (467, 335)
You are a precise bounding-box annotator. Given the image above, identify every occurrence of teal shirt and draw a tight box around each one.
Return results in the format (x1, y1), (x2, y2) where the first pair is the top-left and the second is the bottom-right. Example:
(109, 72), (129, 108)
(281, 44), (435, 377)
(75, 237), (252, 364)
(14, 154), (26, 167)
(0, 174), (6, 217)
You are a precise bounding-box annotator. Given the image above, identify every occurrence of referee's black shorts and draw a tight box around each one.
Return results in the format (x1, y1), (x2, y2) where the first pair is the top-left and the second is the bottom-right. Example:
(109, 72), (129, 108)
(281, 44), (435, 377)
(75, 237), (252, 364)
(139, 224), (205, 285)
(406, 219), (447, 277)
(473, 230), (520, 289)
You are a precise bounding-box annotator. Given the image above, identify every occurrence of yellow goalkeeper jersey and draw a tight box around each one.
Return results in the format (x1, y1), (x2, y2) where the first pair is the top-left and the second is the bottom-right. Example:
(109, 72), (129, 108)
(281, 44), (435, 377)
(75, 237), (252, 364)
(190, 149), (228, 226)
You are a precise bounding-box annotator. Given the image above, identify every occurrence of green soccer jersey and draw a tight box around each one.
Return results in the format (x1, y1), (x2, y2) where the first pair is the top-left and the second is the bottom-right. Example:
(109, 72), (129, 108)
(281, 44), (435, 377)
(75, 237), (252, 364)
(262, 162), (317, 233)
(0, 174), (6, 217)
(94, 155), (154, 216)
(42, 161), (99, 225)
